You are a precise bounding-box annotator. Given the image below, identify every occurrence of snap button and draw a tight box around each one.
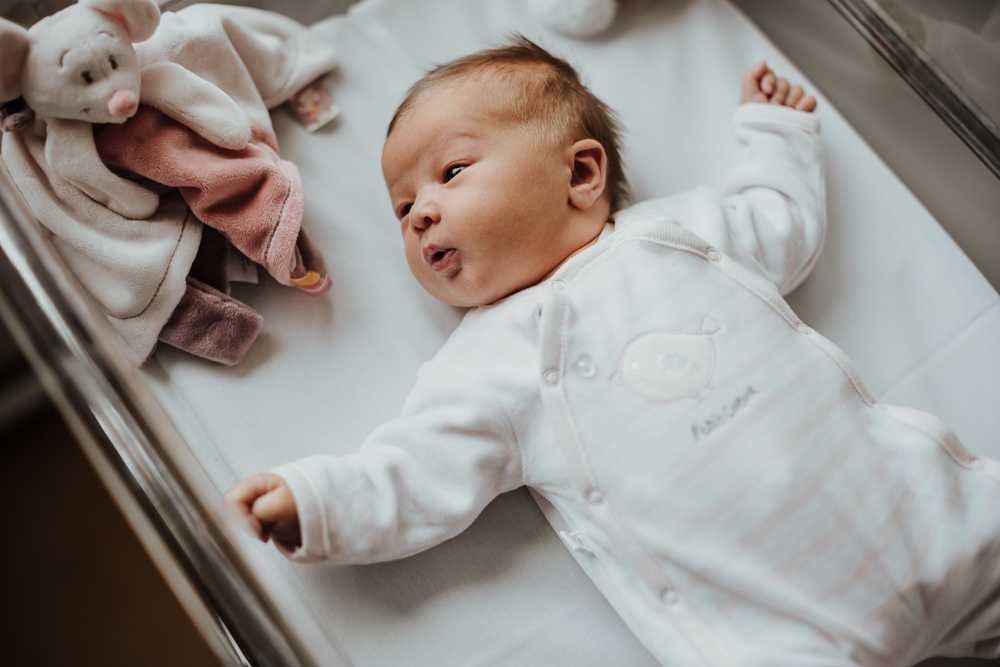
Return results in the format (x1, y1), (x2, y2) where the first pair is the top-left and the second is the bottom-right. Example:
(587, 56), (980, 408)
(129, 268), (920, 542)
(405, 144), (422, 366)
(558, 530), (591, 554)
(797, 323), (810, 335)
(972, 458), (986, 471)
(874, 403), (888, 414)
(706, 249), (721, 263)
(551, 280), (565, 291)
(572, 354), (596, 378)
(543, 369), (560, 385)
(586, 488), (603, 505)
(661, 588), (679, 605)
(614, 230), (626, 242)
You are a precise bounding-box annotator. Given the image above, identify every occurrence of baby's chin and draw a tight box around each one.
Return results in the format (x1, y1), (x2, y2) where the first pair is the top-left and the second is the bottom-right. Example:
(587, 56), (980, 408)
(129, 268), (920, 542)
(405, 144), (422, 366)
(432, 288), (493, 308)
(420, 275), (509, 308)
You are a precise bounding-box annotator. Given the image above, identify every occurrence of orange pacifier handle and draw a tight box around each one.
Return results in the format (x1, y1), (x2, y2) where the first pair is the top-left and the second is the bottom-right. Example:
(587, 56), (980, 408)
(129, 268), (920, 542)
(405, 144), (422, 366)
(290, 270), (322, 287)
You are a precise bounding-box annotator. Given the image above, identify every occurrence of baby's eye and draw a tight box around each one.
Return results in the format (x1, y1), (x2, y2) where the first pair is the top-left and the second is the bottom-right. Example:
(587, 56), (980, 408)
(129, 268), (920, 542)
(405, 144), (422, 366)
(443, 165), (465, 183)
(399, 203), (412, 219)
(108, 55), (117, 70)
(81, 71), (93, 84)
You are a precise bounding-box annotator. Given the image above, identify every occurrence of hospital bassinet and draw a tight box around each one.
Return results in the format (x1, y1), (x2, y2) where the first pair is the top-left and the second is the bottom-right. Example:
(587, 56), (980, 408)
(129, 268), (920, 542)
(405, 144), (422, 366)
(1, 0), (998, 665)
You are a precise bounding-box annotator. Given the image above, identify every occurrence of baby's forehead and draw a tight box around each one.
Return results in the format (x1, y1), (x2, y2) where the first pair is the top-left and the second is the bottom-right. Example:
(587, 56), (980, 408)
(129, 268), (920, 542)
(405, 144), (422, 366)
(424, 72), (521, 113)
(391, 75), (518, 135)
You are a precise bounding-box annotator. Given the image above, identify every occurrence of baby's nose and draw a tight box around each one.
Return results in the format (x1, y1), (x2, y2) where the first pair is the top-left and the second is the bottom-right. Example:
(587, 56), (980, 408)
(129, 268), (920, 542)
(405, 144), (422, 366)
(410, 202), (440, 231)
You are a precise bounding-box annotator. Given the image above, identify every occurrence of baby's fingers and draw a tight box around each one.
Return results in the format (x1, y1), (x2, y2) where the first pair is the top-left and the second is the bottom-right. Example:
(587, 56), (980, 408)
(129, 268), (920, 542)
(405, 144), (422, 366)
(761, 70), (776, 96)
(252, 485), (302, 547)
(224, 473), (284, 541)
(795, 94), (817, 112)
(741, 60), (772, 104)
(769, 77), (790, 106)
(786, 84), (804, 109)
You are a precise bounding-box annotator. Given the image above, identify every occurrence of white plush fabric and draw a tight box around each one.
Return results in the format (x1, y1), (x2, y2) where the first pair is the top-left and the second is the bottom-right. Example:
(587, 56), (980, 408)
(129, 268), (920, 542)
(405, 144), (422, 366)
(141, 0), (1000, 664)
(1, 4), (336, 365)
(530, 0), (619, 38)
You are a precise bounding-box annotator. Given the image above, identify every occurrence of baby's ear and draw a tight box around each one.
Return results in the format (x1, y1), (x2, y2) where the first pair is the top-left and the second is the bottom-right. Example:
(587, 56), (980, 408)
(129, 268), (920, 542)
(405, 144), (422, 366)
(567, 139), (608, 211)
(80, 0), (160, 42)
(0, 18), (29, 103)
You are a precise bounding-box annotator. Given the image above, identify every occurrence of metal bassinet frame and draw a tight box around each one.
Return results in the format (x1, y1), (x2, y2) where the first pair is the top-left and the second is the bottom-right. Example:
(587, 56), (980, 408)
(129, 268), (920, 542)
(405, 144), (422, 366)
(0, 1), (995, 665)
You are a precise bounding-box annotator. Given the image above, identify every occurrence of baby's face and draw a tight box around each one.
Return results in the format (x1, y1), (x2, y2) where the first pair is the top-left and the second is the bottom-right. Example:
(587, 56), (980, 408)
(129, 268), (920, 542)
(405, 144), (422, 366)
(382, 79), (577, 307)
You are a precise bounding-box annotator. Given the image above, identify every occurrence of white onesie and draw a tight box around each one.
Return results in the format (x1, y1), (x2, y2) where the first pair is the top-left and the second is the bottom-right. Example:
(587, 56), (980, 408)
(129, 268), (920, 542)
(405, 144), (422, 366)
(274, 104), (1000, 666)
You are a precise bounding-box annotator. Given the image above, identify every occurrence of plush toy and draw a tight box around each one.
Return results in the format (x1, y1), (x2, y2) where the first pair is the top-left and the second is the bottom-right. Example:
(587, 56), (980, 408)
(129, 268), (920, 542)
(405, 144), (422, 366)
(0, 0), (164, 217)
(529, 0), (620, 39)
(0, 0), (338, 365)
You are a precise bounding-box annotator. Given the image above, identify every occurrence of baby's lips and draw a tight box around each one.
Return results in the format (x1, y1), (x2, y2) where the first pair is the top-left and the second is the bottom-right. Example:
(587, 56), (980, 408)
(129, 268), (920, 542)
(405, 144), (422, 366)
(423, 245), (458, 274)
(422, 243), (439, 265)
(422, 244), (443, 264)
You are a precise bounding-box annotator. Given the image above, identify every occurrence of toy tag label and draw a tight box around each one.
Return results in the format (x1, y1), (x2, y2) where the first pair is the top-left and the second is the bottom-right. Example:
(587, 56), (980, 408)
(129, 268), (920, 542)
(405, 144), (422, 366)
(289, 78), (340, 133)
(229, 244), (259, 284)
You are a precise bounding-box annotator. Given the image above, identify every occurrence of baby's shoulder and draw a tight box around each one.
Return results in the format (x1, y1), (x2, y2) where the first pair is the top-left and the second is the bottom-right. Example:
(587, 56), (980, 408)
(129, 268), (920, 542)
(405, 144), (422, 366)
(613, 187), (721, 228)
(432, 296), (542, 368)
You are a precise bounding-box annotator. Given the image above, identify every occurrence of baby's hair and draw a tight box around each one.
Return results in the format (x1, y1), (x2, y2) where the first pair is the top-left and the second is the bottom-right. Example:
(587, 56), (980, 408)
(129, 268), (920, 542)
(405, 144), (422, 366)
(387, 35), (630, 212)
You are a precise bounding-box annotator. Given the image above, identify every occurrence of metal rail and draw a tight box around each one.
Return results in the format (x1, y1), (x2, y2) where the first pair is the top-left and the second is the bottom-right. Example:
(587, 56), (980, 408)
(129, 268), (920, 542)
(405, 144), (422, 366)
(825, 0), (1000, 180)
(0, 162), (319, 666)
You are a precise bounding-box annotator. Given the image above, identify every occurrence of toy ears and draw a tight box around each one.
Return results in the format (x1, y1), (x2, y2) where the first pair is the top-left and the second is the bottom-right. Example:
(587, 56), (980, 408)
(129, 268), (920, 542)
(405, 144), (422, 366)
(0, 19), (28, 102)
(80, 0), (160, 43)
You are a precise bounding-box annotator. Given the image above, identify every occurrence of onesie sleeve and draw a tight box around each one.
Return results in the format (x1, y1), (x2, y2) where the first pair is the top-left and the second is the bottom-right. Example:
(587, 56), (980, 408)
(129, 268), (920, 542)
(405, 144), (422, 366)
(716, 103), (825, 295)
(270, 361), (523, 564)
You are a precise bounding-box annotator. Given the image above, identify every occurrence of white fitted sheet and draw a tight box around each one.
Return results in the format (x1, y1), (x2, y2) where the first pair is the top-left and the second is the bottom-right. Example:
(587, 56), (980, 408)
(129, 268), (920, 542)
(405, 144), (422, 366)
(143, 0), (1000, 664)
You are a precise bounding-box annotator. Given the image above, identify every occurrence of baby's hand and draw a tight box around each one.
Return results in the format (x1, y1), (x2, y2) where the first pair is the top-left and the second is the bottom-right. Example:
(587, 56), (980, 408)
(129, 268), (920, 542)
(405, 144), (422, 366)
(224, 472), (302, 548)
(741, 61), (817, 112)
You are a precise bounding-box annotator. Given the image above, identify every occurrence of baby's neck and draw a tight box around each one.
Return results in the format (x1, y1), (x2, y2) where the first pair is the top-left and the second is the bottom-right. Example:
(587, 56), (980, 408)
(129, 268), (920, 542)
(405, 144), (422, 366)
(540, 225), (607, 283)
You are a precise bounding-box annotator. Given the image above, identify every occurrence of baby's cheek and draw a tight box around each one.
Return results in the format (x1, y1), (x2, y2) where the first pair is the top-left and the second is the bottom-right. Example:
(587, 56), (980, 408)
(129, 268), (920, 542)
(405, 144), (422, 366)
(403, 240), (423, 274)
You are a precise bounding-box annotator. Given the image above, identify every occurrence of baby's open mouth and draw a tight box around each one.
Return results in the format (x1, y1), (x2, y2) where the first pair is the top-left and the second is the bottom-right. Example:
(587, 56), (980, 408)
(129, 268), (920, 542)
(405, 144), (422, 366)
(424, 246), (457, 274)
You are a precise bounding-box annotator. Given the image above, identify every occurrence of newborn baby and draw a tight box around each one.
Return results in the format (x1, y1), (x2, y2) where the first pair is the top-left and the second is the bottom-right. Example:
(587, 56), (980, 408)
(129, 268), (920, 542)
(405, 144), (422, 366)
(227, 37), (1000, 665)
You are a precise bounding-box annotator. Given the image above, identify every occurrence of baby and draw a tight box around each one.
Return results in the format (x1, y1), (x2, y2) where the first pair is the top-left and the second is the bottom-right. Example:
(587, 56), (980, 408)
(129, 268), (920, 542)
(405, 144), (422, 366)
(227, 38), (1000, 665)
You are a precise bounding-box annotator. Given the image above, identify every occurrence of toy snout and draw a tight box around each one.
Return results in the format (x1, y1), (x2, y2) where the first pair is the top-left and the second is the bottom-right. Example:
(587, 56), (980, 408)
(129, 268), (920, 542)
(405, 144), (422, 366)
(108, 88), (137, 119)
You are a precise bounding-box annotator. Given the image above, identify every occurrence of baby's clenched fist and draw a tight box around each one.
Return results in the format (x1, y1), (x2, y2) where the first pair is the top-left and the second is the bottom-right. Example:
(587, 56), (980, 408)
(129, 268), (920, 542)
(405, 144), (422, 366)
(741, 60), (817, 112)
(225, 472), (302, 548)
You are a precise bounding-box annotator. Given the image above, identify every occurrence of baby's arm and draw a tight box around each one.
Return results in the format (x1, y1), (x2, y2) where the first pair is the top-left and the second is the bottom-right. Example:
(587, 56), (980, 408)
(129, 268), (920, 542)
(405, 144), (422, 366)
(224, 361), (523, 564)
(717, 65), (824, 295)
(740, 60), (816, 112)
(662, 63), (823, 295)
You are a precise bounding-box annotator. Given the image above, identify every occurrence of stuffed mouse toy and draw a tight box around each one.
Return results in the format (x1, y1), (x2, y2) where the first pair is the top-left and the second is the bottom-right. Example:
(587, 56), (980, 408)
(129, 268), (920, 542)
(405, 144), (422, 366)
(0, 0), (337, 365)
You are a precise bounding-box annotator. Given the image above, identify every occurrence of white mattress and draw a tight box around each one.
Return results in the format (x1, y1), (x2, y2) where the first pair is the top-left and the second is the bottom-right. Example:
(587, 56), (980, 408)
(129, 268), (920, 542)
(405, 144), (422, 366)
(143, 0), (1000, 664)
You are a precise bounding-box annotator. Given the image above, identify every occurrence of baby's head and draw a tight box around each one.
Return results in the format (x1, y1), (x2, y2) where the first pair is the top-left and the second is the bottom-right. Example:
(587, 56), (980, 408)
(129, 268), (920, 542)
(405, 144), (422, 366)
(382, 36), (628, 307)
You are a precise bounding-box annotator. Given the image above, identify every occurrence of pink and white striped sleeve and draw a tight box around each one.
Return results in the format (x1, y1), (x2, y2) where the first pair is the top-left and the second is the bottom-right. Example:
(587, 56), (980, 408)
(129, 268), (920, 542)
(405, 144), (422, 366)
(271, 361), (523, 564)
